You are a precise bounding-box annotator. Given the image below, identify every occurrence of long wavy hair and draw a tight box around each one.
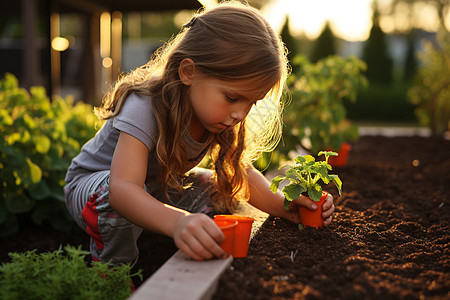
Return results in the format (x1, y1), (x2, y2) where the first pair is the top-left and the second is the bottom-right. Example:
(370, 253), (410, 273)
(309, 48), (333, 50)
(95, 1), (289, 212)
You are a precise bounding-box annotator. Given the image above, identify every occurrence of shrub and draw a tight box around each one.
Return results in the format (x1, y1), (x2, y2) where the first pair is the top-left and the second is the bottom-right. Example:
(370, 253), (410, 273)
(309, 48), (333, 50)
(408, 28), (450, 136)
(0, 245), (141, 300)
(282, 55), (367, 156)
(345, 81), (417, 122)
(0, 73), (101, 237)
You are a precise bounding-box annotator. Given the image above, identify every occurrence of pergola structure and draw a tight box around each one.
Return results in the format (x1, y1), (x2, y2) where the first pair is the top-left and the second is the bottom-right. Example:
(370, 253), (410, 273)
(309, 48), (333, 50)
(0, 0), (203, 103)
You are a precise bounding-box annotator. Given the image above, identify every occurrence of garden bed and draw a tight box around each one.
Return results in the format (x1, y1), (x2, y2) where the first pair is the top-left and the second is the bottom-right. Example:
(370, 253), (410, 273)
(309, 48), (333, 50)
(1, 136), (449, 299)
(214, 136), (450, 299)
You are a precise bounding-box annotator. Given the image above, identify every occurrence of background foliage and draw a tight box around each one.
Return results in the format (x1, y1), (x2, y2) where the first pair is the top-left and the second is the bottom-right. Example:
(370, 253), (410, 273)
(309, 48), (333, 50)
(255, 55), (367, 172)
(408, 28), (450, 136)
(0, 73), (101, 237)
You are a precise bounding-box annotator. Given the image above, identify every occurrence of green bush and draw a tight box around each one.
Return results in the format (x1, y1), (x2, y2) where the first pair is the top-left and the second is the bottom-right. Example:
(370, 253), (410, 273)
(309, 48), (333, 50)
(283, 55), (367, 155)
(0, 73), (101, 237)
(0, 245), (141, 300)
(255, 55), (367, 172)
(345, 81), (417, 122)
(408, 28), (450, 136)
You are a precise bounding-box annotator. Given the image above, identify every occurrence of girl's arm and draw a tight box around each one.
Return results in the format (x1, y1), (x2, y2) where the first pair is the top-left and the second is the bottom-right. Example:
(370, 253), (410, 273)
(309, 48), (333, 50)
(109, 132), (227, 260)
(246, 165), (335, 226)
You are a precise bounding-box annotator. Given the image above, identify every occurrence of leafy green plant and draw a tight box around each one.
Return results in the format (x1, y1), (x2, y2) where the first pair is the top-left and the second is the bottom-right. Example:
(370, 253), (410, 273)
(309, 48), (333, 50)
(408, 28), (450, 136)
(0, 73), (102, 236)
(269, 151), (342, 210)
(0, 245), (142, 300)
(282, 55), (368, 156)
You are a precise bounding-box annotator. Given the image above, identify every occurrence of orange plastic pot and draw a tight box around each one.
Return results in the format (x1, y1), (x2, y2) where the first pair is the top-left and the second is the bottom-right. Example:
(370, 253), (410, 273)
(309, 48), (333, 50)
(328, 142), (351, 167)
(214, 215), (255, 258)
(298, 191), (328, 229)
(213, 219), (238, 256)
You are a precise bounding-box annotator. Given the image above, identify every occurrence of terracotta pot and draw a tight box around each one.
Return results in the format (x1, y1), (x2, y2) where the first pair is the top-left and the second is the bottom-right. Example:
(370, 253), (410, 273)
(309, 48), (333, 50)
(213, 219), (238, 256)
(214, 215), (255, 258)
(298, 191), (328, 229)
(328, 142), (351, 167)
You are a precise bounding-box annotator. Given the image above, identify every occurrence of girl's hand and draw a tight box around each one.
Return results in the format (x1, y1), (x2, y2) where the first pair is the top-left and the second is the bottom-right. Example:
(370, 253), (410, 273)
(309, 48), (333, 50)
(287, 193), (335, 226)
(172, 213), (227, 261)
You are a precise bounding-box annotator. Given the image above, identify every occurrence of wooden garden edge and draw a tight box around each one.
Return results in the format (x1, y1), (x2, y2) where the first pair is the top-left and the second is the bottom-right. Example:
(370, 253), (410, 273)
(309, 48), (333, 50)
(128, 201), (269, 300)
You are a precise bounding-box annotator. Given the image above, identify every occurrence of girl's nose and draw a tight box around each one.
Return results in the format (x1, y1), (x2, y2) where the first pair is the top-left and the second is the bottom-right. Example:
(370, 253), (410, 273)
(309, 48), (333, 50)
(231, 110), (246, 122)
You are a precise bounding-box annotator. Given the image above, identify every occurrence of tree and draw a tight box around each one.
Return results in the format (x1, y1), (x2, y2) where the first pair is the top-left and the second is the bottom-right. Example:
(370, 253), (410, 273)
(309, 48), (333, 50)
(403, 30), (418, 81)
(280, 16), (299, 71)
(362, 2), (393, 85)
(310, 21), (336, 63)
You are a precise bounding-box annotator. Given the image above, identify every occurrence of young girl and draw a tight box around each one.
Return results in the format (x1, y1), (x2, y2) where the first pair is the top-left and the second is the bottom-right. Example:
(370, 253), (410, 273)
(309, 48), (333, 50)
(64, 1), (335, 265)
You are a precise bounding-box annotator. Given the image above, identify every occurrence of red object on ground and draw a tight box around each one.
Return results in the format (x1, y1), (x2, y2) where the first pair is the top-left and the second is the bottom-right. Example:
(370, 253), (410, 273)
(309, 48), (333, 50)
(214, 215), (255, 258)
(213, 219), (238, 256)
(328, 142), (351, 167)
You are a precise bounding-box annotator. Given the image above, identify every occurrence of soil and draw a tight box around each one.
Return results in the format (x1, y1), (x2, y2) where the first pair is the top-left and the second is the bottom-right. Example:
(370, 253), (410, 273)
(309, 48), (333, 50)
(214, 136), (450, 300)
(1, 136), (449, 299)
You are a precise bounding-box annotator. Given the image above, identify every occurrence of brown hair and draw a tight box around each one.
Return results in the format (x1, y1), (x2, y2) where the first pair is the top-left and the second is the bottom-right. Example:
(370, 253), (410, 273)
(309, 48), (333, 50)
(95, 1), (289, 212)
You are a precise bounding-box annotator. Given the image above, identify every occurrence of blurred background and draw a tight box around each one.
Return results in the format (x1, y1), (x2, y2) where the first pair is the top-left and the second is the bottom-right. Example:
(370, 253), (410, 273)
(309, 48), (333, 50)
(0, 0), (448, 123)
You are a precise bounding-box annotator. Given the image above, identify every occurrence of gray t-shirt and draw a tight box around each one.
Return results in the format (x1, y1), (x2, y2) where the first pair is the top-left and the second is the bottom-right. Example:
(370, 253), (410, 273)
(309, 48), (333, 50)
(64, 93), (211, 195)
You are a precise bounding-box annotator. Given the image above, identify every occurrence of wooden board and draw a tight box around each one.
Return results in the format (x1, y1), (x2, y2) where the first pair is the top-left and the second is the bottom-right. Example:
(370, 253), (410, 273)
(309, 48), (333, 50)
(129, 201), (269, 300)
(129, 250), (233, 300)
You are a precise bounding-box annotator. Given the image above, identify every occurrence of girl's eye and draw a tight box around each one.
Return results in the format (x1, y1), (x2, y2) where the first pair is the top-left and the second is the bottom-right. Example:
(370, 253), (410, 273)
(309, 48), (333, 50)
(226, 96), (239, 103)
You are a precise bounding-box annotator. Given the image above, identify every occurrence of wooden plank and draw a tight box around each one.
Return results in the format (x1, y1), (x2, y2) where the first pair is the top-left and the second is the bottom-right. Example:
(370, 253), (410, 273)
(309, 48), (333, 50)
(129, 251), (233, 300)
(129, 202), (269, 300)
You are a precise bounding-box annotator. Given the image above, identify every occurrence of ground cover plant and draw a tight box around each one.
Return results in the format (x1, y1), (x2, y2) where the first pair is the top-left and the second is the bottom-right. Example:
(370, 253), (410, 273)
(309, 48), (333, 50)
(1, 135), (448, 299)
(0, 246), (141, 300)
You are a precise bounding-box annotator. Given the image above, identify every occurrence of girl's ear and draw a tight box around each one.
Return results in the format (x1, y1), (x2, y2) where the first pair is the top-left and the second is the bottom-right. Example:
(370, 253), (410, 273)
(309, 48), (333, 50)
(179, 58), (196, 86)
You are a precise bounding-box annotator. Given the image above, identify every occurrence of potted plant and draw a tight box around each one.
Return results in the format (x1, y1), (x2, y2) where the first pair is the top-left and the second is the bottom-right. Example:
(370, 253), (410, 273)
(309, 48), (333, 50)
(280, 55), (367, 167)
(269, 151), (342, 229)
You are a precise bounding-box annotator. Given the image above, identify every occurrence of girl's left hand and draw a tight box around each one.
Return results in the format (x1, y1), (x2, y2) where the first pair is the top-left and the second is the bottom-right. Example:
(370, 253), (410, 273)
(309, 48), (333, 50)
(286, 193), (335, 226)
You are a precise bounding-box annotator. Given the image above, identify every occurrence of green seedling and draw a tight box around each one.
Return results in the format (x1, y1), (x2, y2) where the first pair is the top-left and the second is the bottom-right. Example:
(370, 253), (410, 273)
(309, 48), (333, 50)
(270, 151), (343, 210)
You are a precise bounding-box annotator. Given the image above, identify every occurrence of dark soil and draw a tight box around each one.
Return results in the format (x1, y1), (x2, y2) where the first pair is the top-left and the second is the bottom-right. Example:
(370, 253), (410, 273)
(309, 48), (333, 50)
(1, 136), (449, 299)
(214, 136), (450, 300)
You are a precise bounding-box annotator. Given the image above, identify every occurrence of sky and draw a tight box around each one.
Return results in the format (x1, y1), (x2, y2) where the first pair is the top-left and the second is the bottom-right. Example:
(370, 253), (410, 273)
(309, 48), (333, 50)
(260, 0), (447, 41)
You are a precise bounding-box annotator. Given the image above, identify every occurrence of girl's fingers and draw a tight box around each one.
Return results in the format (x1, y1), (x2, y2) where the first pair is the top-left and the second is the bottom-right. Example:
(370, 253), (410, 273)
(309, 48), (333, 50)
(197, 223), (227, 259)
(322, 203), (335, 220)
(290, 195), (317, 211)
(174, 214), (227, 260)
(177, 232), (216, 260)
(322, 193), (334, 211)
(323, 215), (333, 227)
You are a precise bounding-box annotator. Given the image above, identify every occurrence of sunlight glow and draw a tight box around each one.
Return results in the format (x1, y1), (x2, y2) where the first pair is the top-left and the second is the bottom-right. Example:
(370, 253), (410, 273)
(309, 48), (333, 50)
(262, 0), (372, 41)
(262, 0), (445, 41)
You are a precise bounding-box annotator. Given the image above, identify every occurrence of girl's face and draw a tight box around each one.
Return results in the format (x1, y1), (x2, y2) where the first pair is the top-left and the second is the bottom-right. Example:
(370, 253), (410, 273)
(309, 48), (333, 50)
(178, 58), (273, 140)
(188, 75), (270, 139)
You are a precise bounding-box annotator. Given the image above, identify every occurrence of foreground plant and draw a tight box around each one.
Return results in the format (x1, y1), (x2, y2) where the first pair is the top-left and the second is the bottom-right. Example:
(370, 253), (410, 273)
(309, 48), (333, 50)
(270, 151), (343, 229)
(0, 245), (142, 300)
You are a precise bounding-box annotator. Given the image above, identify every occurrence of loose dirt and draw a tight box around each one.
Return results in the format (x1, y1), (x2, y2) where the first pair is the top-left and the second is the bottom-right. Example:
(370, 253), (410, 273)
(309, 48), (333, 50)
(214, 136), (450, 299)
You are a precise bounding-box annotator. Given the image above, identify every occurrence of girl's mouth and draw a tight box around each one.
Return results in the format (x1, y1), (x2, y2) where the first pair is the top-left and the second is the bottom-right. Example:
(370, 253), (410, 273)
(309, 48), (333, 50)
(219, 123), (232, 130)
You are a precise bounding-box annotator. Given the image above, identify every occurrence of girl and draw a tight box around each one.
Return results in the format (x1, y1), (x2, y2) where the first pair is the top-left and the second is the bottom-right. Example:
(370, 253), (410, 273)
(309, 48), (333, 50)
(64, 1), (335, 265)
